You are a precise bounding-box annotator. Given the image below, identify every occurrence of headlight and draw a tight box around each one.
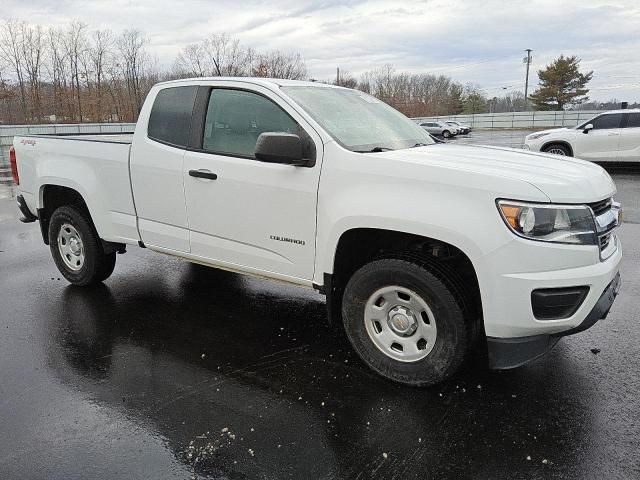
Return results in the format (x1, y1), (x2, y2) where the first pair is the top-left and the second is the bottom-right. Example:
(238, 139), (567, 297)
(527, 132), (551, 140)
(497, 200), (597, 245)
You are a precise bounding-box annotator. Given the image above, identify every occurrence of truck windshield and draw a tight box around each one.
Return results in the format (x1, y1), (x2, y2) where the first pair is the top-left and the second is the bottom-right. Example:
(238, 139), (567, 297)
(281, 86), (435, 152)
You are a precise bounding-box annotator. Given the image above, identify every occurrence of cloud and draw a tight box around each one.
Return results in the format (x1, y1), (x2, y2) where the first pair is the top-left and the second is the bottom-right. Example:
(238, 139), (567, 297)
(3, 0), (640, 100)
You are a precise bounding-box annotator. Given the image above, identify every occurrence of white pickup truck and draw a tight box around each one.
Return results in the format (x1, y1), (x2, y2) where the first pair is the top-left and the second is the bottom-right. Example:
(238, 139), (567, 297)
(11, 78), (622, 386)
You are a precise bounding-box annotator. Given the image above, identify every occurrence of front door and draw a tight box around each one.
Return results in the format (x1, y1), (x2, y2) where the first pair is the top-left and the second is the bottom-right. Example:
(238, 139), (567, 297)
(182, 85), (322, 281)
(573, 113), (623, 162)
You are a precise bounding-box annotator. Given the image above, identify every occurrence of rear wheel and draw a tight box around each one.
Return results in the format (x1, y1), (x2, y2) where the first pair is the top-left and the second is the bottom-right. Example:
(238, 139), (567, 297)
(49, 205), (116, 286)
(342, 259), (469, 386)
(543, 143), (571, 156)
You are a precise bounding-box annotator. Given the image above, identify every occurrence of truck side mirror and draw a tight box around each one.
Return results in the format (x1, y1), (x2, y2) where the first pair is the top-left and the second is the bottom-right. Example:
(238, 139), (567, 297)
(583, 123), (594, 134)
(255, 132), (308, 166)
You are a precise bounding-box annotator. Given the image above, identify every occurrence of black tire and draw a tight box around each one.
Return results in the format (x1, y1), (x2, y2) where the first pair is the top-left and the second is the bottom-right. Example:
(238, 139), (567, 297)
(342, 259), (469, 386)
(543, 143), (571, 156)
(442, 130), (451, 138)
(48, 205), (116, 286)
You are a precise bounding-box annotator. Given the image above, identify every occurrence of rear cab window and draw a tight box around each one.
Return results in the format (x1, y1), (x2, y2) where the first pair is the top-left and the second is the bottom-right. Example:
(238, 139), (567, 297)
(147, 86), (198, 148)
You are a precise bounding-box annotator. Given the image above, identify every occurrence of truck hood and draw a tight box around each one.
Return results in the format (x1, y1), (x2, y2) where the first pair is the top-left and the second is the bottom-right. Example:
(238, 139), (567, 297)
(377, 144), (616, 203)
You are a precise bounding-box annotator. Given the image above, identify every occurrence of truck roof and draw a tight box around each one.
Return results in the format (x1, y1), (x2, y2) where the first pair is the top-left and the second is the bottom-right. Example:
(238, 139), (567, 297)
(155, 77), (340, 89)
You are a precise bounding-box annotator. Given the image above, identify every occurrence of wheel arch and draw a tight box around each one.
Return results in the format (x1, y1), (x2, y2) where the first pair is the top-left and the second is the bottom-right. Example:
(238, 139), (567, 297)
(323, 227), (483, 335)
(38, 184), (93, 245)
(541, 140), (573, 156)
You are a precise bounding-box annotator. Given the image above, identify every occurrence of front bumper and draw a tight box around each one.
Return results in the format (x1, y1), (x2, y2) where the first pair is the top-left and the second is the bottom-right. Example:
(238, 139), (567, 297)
(487, 271), (621, 369)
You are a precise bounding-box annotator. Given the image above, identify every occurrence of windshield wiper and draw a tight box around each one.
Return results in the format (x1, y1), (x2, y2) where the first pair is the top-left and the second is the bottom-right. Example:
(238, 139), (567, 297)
(410, 142), (432, 148)
(354, 146), (394, 153)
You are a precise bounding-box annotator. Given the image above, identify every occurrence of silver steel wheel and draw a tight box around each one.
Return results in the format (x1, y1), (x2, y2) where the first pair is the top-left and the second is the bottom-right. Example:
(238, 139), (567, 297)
(57, 223), (85, 271)
(547, 147), (566, 156)
(364, 285), (437, 362)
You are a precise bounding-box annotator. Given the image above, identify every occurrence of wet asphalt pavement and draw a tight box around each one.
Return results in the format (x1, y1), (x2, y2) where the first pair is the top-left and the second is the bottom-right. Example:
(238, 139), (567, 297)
(1, 171), (639, 480)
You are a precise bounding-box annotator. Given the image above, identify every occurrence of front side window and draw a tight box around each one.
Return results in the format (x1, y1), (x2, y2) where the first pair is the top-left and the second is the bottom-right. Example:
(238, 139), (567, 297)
(625, 113), (640, 128)
(148, 86), (198, 147)
(590, 113), (623, 130)
(202, 89), (300, 158)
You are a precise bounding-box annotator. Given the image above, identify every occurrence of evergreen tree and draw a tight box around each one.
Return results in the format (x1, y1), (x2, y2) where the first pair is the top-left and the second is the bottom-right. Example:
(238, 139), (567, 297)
(529, 55), (593, 110)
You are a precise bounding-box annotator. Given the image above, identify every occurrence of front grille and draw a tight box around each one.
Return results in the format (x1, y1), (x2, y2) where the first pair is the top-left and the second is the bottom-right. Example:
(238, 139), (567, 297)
(587, 197), (619, 260)
(588, 198), (612, 216)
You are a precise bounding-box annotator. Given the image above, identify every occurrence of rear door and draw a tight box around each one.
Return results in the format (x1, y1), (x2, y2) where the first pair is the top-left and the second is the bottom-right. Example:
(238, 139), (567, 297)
(573, 113), (623, 162)
(182, 84), (323, 281)
(130, 86), (198, 252)
(618, 112), (640, 162)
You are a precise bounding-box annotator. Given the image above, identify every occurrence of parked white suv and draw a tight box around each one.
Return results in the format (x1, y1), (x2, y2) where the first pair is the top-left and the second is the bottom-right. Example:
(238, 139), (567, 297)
(524, 109), (640, 162)
(11, 78), (622, 386)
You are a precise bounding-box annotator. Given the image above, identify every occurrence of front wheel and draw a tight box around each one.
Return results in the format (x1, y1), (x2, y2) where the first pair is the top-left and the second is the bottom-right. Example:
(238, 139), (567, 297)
(442, 130), (451, 138)
(543, 143), (571, 156)
(342, 259), (469, 386)
(49, 205), (116, 286)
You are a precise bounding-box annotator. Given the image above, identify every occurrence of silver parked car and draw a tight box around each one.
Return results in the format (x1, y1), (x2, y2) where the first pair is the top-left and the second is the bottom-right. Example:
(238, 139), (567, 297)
(419, 121), (457, 138)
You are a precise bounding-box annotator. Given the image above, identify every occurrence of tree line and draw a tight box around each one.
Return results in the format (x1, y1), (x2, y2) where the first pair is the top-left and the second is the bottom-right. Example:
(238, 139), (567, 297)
(0, 19), (603, 125)
(0, 21), (309, 125)
(0, 20), (157, 124)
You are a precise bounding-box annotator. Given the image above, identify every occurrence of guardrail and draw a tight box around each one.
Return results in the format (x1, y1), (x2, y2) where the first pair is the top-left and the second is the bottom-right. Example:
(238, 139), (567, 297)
(412, 110), (604, 130)
(0, 123), (135, 185)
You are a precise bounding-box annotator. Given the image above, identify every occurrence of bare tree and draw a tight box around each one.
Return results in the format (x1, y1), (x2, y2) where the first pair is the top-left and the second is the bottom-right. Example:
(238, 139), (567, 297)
(0, 71), (17, 123)
(252, 51), (307, 79)
(62, 20), (88, 121)
(118, 29), (148, 117)
(47, 27), (70, 121)
(20, 23), (46, 120)
(334, 69), (358, 88)
(88, 30), (113, 121)
(202, 33), (246, 76)
(0, 20), (28, 119)
(174, 43), (207, 77)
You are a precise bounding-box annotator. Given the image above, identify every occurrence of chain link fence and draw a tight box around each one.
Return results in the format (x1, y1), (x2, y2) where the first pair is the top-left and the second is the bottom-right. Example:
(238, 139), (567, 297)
(412, 110), (604, 130)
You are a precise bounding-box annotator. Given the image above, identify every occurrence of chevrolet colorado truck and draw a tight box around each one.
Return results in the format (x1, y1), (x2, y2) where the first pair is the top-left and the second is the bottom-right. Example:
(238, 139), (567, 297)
(10, 78), (622, 386)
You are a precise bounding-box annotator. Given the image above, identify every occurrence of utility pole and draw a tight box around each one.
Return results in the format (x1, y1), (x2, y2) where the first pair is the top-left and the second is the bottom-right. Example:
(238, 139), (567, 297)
(523, 49), (533, 110)
(336, 67), (340, 86)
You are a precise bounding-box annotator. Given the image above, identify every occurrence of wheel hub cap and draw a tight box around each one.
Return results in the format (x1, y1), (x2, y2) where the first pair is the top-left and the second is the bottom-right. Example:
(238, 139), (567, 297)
(364, 286), (438, 363)
(387, 305), (417, 335)
(69, 237), (81, 255)
(57, 223), (85, 271)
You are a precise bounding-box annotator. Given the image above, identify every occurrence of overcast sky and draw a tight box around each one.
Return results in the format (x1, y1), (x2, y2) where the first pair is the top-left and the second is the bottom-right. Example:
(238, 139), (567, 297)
(4, 0), (640, 101)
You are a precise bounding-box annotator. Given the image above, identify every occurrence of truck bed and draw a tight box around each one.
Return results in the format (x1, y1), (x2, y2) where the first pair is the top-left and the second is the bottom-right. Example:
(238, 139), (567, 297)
(14, 132), (139, 246)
